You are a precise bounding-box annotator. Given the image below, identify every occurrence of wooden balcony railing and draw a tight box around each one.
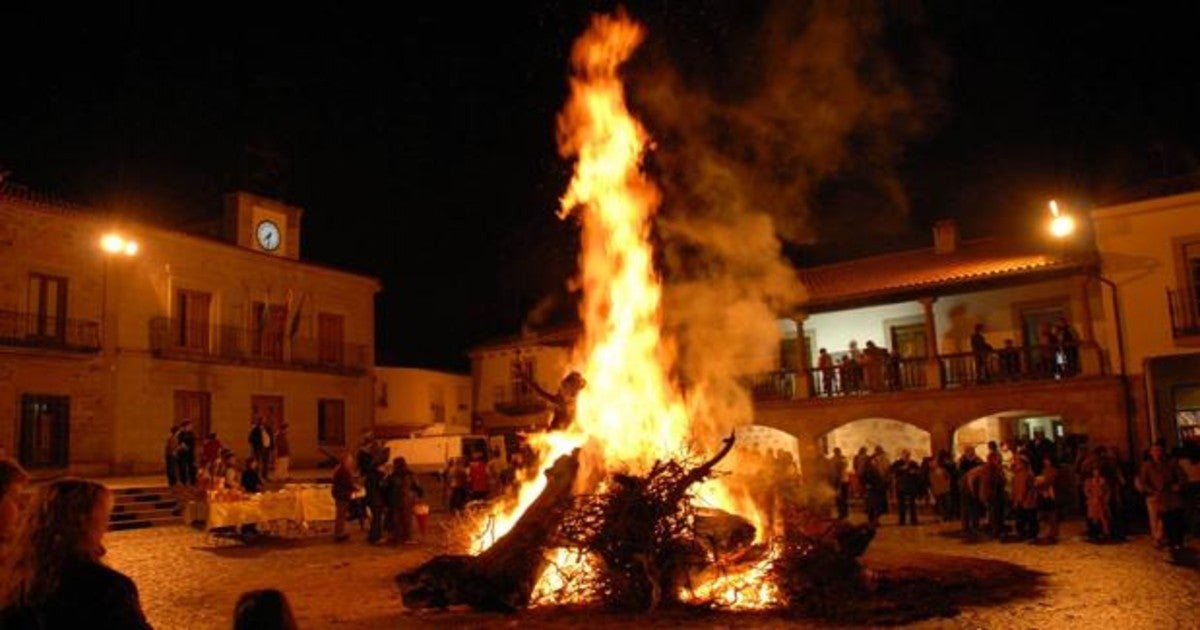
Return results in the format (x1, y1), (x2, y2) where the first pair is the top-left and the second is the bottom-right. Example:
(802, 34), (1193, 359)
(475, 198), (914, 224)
(149, 317), (367, 374)
(0, 309), (100, 353)
(751, 342), (1098, 402)
(1168, 289), (1200, 337)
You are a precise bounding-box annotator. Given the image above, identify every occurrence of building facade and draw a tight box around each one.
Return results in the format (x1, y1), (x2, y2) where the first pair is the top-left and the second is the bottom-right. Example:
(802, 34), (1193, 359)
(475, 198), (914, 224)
(0, 184), (379, 475)
(374, 366), (472, 437)
(1092, 190), (1200, 449)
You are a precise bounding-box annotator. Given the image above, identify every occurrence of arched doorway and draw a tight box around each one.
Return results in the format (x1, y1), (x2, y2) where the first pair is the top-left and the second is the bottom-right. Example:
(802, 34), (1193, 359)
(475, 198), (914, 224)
(819, 417), (932, 461)
(952, 410), (1066, 458)
(733, 424), (802, 474)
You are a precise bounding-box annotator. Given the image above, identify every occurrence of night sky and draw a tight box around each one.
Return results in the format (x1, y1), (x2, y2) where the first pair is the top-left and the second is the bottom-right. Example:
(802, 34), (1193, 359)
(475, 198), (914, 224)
(3, 2), (1199, 371)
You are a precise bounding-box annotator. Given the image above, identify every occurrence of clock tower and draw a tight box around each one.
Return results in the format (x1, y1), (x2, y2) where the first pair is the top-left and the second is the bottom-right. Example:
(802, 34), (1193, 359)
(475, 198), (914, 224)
(223, 191), (302, 259)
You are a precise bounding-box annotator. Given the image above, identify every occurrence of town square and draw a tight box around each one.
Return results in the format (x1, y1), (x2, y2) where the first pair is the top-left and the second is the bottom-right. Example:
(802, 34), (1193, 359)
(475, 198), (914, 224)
(1, 2), (1199, 629)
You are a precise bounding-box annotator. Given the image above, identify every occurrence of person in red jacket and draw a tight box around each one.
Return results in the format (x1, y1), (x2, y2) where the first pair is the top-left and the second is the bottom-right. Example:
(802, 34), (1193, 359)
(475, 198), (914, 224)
(467, 451), (491, 501)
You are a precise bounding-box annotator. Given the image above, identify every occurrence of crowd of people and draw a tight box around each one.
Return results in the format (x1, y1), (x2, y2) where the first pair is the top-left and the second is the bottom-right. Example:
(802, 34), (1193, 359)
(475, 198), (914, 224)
(163, 416), (293, 494)
(812, 318), (1084, 397)
(330, 430), (429, 545)
(823, 434), (1200, 556)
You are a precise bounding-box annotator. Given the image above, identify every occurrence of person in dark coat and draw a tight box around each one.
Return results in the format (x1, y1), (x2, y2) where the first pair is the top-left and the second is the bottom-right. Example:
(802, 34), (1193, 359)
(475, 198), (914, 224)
(332, 454), (356, 542)
(891, 450), (922, 526)
(233, 589), (298, 630)
(0, 479), (152, 629)
(163, 424), (180, 487)
(384, 457), (421, 544)
(176, 420), (197, 486)
(248, 418), (272, 481)
(241, 459), (264, 494)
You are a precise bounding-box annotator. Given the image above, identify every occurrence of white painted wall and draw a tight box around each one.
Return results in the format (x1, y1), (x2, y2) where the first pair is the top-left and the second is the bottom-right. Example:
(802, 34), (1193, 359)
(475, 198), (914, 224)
(473, 344), (573, 413)
(375, 367), (471, 432)
(1092, 191), (1200, 369)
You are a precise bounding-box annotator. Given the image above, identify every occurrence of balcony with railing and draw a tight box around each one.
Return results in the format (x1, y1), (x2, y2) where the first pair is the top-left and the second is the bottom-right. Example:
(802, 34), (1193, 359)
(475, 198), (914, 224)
(492, 383), (548, 415)
(149, 317), (367, 375)
(1168, 289), (1200, 337)
(750, 342), (1101, 402)
(0, 309), (100, 353)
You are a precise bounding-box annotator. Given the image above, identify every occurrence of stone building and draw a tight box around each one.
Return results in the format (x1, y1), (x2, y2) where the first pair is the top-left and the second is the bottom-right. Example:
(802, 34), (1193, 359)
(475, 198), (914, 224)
(470, 218), (1134, 468)
(0, 183), (379, 475)
(374, 366), (472, 437)
(1092, 189), (1200, 449)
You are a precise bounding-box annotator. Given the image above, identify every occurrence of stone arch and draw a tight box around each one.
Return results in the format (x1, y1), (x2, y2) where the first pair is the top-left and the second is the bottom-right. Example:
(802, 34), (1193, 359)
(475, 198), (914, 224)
(733, 424), (802, 474)
(819, 417), (933, 462)
(951, 409), (1066, 457)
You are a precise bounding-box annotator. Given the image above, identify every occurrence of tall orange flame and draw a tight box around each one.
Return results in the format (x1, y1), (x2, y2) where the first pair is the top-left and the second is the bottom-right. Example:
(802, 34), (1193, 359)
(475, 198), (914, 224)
(470, 11), (780, 610)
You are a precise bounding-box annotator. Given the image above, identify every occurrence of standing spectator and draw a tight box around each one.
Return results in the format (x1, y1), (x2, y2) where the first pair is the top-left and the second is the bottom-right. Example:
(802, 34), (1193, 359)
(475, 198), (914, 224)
(487, 448), (509, 491)
(249, 417), (272, 480)
(998, 339), (1021, 380)
(365, 458), (386, 544)
(1035, 455), (1060, 543)
(274, 422), (291, 481)
(447, 458), (469, 513)
(200, 432), (223, 479)
(970, 323), (993, 383)
(1010, 456), (1039, 540)
(0, 479), (152, 629)
(829, 447), (849, 520)
(1055, 317), (1079, 377)
(234, 588), (298, 630)
(817, 348), (836, 395)
(979, 452), (1007, 538)
(468, 450), (491, 501)
(164, 424), (180, 487)
(928, 452), (952, 522)
(0, 459), (29, 550)
(1084, 466), (1112, 540)
(384, 457), (419, 544)
(176, 419), (197, 487)
(332, 454), (355, 542)
(959, 446), (984, 534)
(891, 450), (921, 526)
(851, 446), (870, 499)
(860, 455), (886, 528)
(1138, 442), (1187, 552)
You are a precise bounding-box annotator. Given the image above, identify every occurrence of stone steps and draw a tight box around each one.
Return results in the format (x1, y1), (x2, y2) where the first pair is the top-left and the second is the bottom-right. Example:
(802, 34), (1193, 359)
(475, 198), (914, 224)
(108, 485), (182, 531)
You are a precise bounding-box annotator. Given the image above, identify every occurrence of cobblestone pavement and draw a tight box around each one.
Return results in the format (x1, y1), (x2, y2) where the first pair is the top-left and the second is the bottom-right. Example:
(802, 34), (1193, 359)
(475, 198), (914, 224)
(104, 513), (1199, 629)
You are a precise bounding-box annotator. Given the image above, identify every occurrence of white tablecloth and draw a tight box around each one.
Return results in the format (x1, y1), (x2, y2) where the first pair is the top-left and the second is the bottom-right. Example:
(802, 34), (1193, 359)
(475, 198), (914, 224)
(205, 485), (336, 530)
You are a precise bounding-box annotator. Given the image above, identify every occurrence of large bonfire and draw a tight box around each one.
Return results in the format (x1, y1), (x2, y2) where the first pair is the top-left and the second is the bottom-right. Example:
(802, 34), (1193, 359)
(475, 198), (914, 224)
(397, 11), (873, 615)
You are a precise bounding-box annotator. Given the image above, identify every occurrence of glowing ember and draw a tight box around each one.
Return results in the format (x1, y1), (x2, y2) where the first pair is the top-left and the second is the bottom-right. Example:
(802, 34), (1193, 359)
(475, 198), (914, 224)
(679, 544), (784, 611)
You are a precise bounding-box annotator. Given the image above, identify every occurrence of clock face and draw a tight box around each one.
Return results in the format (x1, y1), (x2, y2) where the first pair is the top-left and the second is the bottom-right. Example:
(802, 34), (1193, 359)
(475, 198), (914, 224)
(255, 220), (281, 252)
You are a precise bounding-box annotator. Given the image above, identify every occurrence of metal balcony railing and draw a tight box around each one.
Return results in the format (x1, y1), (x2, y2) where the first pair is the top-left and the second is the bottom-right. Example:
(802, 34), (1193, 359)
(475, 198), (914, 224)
(149, 317), (367, 374)
(749, 343), (1093, 402)
(0, 309), (100, 353)
(1168, 289), (1200, 337)
(492, 384), (547, 415)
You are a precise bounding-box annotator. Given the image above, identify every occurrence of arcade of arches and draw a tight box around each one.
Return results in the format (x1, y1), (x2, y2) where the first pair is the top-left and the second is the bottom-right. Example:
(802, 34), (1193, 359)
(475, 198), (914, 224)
(754, 376), (1130, 468)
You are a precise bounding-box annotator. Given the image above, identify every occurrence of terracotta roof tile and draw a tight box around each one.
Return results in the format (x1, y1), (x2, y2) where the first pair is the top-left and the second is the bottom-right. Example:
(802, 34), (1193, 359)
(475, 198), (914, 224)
(798, 238), (1093, 307)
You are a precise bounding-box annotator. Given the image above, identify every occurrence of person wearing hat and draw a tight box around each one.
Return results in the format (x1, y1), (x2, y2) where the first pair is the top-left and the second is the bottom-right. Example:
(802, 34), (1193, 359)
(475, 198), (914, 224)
(274, 421), (291, 481)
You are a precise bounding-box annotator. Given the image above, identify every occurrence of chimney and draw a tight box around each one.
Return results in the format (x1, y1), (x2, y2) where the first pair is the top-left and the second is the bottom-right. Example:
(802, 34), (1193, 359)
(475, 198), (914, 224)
(933, 219), (958, 254)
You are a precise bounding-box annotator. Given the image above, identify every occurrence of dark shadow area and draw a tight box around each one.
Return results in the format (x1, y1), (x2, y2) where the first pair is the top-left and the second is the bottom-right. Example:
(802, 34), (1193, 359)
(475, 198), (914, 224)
(848, 550), (1047, 625)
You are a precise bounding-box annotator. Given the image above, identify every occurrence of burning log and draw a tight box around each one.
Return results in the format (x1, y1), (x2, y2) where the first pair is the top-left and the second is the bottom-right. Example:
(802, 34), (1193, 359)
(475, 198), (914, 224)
(396, 449), (581, 612)
(550, 434), (737, 611)
(772, 506), (875, 617)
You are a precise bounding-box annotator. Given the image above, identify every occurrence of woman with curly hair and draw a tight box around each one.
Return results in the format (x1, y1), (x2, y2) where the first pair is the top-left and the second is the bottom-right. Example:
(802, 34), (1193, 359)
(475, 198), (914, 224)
(0, 478), (151, 629)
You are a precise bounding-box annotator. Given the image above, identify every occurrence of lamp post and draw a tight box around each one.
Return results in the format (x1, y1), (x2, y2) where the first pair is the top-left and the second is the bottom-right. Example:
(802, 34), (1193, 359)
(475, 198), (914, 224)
(99, 233), (139, 352)
(1046, 201), (1137, 461)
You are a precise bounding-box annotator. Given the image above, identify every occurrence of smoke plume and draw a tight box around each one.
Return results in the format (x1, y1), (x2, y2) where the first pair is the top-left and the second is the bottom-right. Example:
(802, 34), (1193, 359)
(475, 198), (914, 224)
(627, 1), (942, 439)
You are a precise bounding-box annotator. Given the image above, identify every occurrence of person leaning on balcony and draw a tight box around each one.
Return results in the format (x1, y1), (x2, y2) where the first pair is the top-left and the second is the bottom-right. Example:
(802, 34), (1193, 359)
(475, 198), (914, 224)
(970, 324), (994, 383)
(999, 339), (1020, 380)
(817, 348), (835, 396)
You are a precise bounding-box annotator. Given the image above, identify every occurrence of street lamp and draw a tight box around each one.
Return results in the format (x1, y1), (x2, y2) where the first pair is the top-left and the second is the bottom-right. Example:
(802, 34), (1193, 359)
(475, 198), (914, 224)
(99, 232), (139, 351)
(1047, 199), (1077, 238)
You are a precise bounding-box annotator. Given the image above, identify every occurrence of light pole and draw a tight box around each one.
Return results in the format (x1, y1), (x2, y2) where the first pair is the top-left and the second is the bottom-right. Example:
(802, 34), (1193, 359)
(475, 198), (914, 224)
(1046, 201), (1137, 460)
(99, 233), (139, 352)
